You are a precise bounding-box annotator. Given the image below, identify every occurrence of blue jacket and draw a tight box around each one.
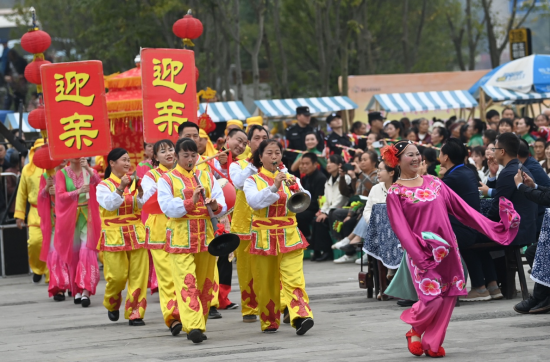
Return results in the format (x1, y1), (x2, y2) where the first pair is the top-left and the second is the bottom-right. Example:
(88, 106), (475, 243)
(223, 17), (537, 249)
(442, 164), (480, 247)
(487, 159), (538, 245)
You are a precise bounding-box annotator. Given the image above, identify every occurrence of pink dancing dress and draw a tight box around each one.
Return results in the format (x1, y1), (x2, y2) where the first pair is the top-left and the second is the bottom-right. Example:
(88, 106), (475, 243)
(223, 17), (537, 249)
(54, 167), (102, 296)
(38, 173), (70, 297)
(386, 175), (520, 352)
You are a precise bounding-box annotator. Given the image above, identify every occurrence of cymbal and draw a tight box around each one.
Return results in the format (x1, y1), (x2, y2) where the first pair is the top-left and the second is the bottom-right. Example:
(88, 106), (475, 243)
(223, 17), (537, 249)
(208, 233), (240, 256)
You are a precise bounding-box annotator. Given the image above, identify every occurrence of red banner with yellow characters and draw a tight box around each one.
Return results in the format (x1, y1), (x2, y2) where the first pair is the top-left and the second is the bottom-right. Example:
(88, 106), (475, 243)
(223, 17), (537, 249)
(41, 60), (112, 160)
(140, 48), (197, 144)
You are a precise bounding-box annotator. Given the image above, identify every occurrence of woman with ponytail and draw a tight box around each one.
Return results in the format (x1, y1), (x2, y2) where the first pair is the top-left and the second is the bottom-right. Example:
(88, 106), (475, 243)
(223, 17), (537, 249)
(382, 140), (520, 358)
(96, 148), (148, 326)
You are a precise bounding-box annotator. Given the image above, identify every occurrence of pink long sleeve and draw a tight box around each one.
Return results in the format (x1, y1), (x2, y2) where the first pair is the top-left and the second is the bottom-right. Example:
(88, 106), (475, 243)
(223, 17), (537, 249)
(89, 169), (100, 186)
(38, 175), (52, 262)
(386, 192), (437, 271)
(441, 182), (519, 246)
(39, 175), (51, 199)
(55, 171), (80, 202)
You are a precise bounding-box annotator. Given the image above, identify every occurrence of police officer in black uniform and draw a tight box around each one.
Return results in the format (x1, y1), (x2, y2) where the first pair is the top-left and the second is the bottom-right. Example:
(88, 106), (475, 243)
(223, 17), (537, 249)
(326, 113), (353, 156)
(283, 106), (323, 172)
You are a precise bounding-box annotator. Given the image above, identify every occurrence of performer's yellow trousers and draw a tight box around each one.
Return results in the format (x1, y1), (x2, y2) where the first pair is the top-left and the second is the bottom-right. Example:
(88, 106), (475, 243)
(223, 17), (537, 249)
(251, 249), (313, 331)
(103, 249), (149, 320)
(170, 251), (216, 333)
(235, 240), (258, 316)
(211, 263), (219, 308)
(28, 226), (48, 278)
(150, 249), (179, 327)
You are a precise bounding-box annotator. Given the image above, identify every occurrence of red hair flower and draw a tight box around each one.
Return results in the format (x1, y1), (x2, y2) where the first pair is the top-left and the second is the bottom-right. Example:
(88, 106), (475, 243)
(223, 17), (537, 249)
(381, 144), (399, 168)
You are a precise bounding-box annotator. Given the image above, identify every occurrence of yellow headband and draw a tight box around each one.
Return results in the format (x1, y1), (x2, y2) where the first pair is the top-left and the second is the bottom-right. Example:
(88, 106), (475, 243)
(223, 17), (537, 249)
(226, 120), (243, 129)
(245, 116), (263, 132)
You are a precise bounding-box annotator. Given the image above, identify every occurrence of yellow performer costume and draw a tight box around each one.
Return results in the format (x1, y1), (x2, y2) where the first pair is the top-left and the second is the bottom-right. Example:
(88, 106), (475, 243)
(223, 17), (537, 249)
(229, 158), (258, 318)
(97, 174), (148, 322)
(142, 164), (178, 328)
(157, 164), (226, 337)
(14, 138), (48, 279)
(243, 167), (314, 333)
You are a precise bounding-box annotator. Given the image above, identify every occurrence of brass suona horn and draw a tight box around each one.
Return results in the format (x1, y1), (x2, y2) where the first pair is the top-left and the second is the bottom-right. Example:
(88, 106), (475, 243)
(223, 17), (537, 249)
(273, 162), (311, 214)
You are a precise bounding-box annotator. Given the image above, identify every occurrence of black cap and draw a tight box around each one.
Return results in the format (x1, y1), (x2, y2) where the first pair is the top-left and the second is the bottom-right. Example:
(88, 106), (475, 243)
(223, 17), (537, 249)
(368, 111), (385, 123)
(296, 106), (311, 116)
(326, 112), (340, 124)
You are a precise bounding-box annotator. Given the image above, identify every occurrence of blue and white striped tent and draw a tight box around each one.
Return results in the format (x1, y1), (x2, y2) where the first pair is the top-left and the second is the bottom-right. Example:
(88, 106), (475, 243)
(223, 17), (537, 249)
(197, 101), (251, 122)
(367, 90), (478, 113)
(3, 112), (38, 132)
(254, 96), (357, 117)
(481, 85), (550, 103)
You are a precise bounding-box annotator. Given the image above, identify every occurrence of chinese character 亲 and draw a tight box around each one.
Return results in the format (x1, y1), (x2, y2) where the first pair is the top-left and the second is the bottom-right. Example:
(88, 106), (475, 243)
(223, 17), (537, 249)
(154, 99), (187, 135)
(152, 58), (187, 94)
(54, 72), (95, 106)
(59, 112), (99, 149)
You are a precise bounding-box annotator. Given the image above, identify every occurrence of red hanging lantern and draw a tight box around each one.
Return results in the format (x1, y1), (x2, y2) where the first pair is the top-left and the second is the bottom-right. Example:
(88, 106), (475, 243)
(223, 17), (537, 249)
(195, 67), (199, 82)
(28, 105), (47, 130)
(21, 30), (51, 54)
(24, 59), (52, 85)
(173, 10), (203, 41)
(33, 144), (62, 170)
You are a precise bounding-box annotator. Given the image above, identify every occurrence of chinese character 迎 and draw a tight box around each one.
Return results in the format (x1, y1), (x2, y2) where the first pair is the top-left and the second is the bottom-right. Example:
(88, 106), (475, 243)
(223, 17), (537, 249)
(54, 72), (95, 106)
(59, 112), (99, 149)
(152, 58), (187, 94)
(154, 99), (187, 135)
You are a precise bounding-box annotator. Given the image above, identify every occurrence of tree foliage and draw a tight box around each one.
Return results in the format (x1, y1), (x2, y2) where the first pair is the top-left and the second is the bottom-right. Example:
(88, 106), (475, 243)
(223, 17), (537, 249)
(10, 0), (548, 100)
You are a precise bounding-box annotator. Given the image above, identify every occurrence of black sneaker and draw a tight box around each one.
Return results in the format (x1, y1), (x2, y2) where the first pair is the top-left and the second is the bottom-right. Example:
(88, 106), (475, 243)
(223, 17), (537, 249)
(186, 331), (207, 341)
(295, 317), (314, 335)
(129, 319), (145, 326)
(530, 296), (550, 314)
(74, 296), (82, 304)
(81, 297), (90, 308)
(108, 310), (120, 321)
(262, 328), (278, 333)
(209, 306), (222, 319)
(243, 315), (257, 323)
(170, 321), (182, 336)
(53, 293), (65, 302)
(32, 273), (42, 284)
(513, 296), (539, 314)
(188, 329), (205, 343)
(223, 302), (239, 310)
(397, 299), (416, 307)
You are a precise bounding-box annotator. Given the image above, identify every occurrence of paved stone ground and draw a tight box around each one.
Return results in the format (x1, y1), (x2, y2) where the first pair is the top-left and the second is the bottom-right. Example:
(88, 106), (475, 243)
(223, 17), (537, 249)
(0, 261), (549, 361)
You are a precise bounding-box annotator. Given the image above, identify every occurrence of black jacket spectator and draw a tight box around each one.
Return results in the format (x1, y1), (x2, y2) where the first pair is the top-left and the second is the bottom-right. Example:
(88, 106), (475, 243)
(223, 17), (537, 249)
(301, 168), (327, 214)
(518, 183), (550, 205)
(523, 156), (550, 230)
(487, 159), (537, 246)
(442, 164), (480, 244)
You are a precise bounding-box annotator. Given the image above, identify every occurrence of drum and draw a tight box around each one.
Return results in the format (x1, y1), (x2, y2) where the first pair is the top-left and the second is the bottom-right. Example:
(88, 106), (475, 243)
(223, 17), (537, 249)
(216, 178), (236, 217)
